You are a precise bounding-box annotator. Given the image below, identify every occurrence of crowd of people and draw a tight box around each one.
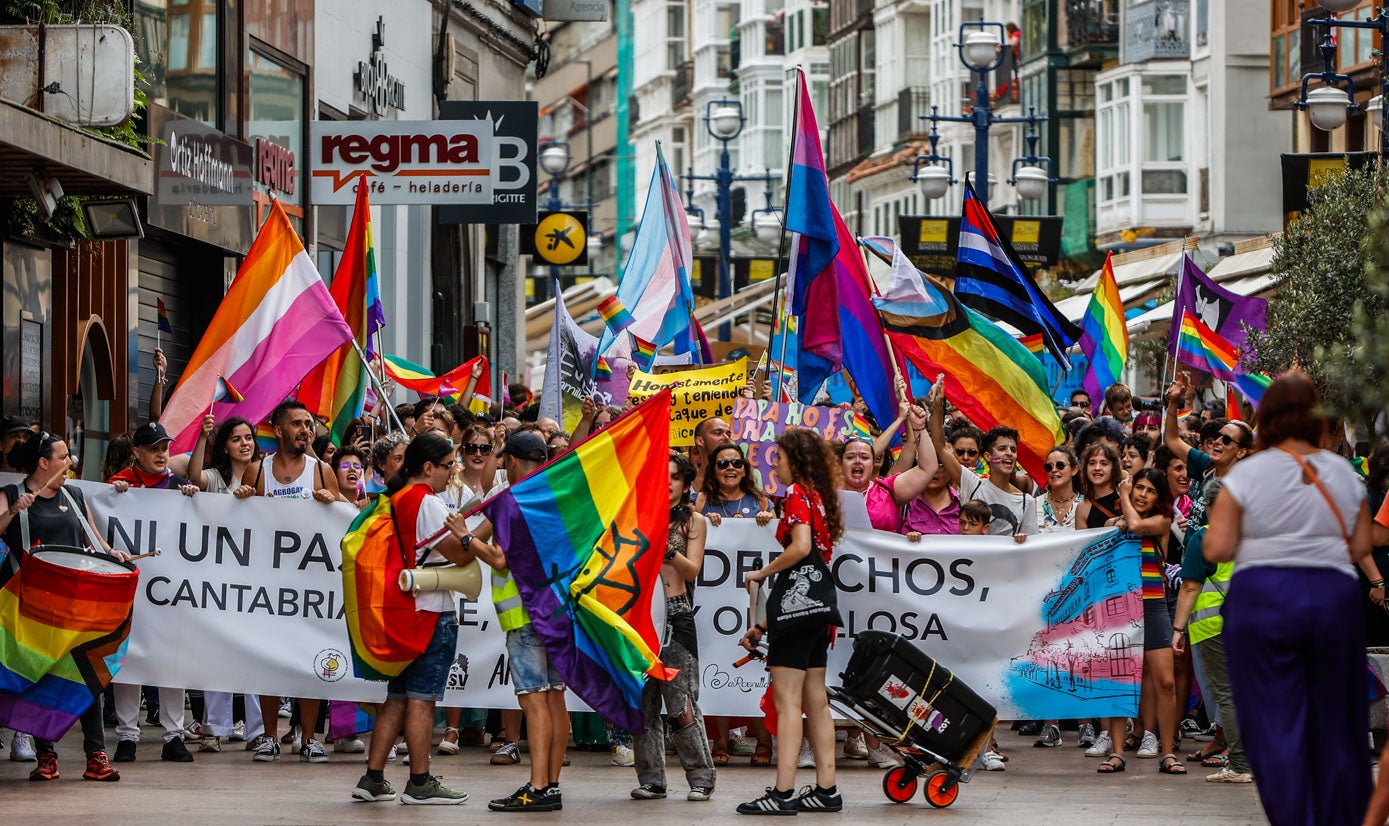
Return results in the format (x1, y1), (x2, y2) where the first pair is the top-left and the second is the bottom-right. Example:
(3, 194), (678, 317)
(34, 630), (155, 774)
(3, 349), (1389, 824)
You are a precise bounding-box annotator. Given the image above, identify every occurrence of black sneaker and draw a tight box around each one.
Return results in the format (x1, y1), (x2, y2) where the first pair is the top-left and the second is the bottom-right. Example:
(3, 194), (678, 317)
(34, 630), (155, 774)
(488, 782), (557, 812)
(544, 784), (562, 811)
(631, 783), (667, 799)
(161, 738), (195, 763)
(736, 787), (797, 816)
(793, 785), (843, 813)
(113, 740), (137, 763)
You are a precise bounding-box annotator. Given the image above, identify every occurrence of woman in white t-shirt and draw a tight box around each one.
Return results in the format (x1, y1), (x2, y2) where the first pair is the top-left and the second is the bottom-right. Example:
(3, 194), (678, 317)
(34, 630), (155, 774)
(1204, 373), (1383, 826)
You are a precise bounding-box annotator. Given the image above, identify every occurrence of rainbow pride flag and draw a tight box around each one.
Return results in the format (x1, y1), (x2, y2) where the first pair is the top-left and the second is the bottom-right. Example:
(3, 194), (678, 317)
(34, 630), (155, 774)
(1174, 310), (1240, 382)
(867, 236), (1063, 481)
(156, 298), (173, 334)
(1233, 371), (1273, 408)
(595, 356), (613, 380)
(630, 334), (657, 371)
(159, 199), (353, 453)
(1019, 333), (1044, 354)
(596, 294), (634, 336)
(0, 551), (139, 740)
(255, 422), (278, 455)
(298, 183), (386, 446)
(1079, 252), (1128, 401)
(481, 391), (676, 731)
(382, 354), (490, 401)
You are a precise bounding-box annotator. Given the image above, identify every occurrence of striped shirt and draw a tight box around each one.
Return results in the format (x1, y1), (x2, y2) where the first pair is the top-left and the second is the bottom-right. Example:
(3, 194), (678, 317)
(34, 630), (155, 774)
(1139, 535), (1165, 601)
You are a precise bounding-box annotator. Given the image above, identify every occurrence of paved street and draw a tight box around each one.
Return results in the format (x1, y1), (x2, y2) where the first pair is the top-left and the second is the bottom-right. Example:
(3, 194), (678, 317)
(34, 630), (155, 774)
(0, 726), (1266, 824)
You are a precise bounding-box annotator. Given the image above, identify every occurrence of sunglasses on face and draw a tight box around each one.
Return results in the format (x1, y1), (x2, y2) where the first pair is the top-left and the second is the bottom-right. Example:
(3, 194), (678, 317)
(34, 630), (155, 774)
(1043, 461), (1070, 472)
(716, 458), (746, 470)
(955, 448), (979, 457)
(1218, 433), (1246, 447)
(1073, 400), (1091, 408)
(462, 443), (493, 455)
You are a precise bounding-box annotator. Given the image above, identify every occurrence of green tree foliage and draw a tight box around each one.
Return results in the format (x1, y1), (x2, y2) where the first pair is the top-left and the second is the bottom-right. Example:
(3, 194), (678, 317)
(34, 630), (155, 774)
(1246, 164), (1389, 434)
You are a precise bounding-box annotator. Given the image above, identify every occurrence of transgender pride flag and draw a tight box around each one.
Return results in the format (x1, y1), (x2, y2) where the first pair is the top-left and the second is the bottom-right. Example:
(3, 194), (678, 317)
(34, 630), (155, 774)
(596, 143), (696, 365)
(160, 200), (354, 453)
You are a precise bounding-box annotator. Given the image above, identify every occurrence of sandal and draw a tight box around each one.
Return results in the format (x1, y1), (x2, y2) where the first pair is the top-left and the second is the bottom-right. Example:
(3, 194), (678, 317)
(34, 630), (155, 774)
(1185, 741), (1225, 762)
(1097, 754), (1126, 774)
(437, 727), (460, 755)
(1122, 732), (1140, 752)
(1159, 754), (1187, 775)
(1201, 752), (1229, 768)
(750, 743), (772, 766)
(712, 742), (729, 767)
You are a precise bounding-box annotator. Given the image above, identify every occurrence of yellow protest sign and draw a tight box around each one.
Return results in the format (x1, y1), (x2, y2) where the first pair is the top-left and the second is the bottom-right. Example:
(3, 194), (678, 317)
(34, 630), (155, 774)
(627, 358), (747, 447)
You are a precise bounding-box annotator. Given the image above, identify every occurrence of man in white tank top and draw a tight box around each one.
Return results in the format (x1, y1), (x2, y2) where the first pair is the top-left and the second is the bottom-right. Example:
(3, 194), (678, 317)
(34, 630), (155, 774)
(233, 400), (340, 764)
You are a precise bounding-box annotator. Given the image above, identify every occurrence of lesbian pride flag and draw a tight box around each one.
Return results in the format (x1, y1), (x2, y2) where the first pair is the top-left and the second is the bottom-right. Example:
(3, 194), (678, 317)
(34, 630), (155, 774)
(160, 200), (353, 453)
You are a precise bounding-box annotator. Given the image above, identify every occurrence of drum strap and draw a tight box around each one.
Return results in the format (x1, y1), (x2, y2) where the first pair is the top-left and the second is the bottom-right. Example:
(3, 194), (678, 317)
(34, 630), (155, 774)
(18, 486), (102, 555)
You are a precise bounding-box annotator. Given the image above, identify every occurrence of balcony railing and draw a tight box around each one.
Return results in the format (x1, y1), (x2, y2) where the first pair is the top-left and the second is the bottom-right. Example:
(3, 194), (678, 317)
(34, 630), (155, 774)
(896, 87), (931, 138)
(1066, 0), (1120, 48)
(672, 60), (693, 108)
(1125, 0), (1190, 63)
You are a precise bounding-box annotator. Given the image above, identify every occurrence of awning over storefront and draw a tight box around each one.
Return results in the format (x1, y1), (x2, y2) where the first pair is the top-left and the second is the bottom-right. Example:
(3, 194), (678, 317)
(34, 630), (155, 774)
(0, 98), (152, 197)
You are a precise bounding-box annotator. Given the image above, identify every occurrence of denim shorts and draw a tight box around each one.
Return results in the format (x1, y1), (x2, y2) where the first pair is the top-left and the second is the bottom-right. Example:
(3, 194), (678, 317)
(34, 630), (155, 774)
(506, 623), (565, 695)
(386, 612), (458, 702)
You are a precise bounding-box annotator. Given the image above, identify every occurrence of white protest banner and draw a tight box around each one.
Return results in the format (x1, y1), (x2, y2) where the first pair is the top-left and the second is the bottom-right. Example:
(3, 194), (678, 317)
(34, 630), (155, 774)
(9, 479), (1140, 720)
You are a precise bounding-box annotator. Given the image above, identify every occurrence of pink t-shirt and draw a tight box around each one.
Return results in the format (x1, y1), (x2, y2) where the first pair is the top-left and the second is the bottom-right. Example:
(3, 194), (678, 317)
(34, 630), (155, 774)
(864, 475), (902, 534)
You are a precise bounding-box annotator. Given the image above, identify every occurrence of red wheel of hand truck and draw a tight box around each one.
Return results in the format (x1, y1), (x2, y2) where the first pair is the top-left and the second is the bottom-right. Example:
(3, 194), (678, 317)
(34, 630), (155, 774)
(881, 765), (918, 803)
(923, 770), (960, 808)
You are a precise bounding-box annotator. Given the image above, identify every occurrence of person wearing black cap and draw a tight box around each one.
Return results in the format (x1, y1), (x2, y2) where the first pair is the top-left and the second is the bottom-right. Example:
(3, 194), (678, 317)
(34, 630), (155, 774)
(442, 430), (572, 813)
(0, 415), (35, 473)
(106, 421), (197, 764)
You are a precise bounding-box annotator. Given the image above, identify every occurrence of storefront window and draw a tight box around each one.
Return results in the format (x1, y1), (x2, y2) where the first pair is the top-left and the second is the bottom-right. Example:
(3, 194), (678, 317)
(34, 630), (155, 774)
(133, 0), (221, 124)
(247, 47), (307, 229)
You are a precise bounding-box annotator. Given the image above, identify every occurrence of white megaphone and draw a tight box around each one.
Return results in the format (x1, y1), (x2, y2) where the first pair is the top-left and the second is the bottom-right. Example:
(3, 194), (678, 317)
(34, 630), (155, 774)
(398, 559), (483, 600)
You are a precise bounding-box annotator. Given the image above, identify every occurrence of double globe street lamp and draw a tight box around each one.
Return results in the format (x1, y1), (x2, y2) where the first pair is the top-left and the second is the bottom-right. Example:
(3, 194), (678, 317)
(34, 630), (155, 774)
(683, 99), (782, 338)
(910, 21), (1055, 208)
(1294, 0), (1389, 155)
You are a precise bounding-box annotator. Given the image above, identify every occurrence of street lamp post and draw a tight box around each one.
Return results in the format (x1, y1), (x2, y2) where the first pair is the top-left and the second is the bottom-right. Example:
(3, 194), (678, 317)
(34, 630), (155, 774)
(538, 140), (571, 298)
(683, 99), (782, 339)
(910, 21), (1055, 209)
(1294, 3), (1389, 156)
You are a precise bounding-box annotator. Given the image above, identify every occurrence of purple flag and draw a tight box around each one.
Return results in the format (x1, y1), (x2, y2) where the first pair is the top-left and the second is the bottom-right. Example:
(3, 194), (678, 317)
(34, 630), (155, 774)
(1166, 253), (1267, 355)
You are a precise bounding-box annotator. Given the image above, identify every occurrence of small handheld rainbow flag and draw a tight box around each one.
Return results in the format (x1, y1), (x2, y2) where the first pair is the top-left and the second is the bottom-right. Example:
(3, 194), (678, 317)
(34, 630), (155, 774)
(595, 355), (613, 380)
(255, 422), (278, 455)
(596, 295), (634, 335)
(1019, 333), (1044, 355)
(212, 375), (244, 404)
(1225, 385), (1241, 421)
(156, 298), (173, 334)
(630, 334), (658, 371)
(849, 412), (873, 440)
(1079, 252), (1129, 402)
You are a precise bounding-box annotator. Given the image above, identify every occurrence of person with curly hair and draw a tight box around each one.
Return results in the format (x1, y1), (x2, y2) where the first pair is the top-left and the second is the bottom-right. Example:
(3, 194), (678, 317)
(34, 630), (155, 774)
(737, 429), (844, 815)
(695, 442), (773, 527)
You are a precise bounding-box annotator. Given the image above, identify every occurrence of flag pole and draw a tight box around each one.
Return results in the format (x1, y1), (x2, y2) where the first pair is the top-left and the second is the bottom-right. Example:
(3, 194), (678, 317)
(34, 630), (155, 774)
(767, 67), (805, 401)
(351, 340), (407, 433)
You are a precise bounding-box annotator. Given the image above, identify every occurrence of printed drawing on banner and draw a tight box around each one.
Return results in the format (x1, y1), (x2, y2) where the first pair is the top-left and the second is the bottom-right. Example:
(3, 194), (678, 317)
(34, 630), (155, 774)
(315, 648), (350, 682)
(879, 676), (912, 709)
(906, 697), (949, 734)
(446, 654), (471, 691)
(1003, 530), (1143, 719)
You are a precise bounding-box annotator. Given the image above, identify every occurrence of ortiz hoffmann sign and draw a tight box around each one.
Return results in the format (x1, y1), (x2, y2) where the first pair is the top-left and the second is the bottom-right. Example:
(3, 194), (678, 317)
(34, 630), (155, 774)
(309, 119), (531, 208)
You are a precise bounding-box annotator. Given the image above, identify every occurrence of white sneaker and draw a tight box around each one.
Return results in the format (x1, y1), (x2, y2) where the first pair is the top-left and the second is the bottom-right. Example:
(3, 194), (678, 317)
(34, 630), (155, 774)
(277, 699), (292, 718)
(10, 733), (36, 762)
(229, 720), (246, 742)
(395, 738), (409, 755)
(981, 750), (1006, 771)
(386, 744), (398, 763)
(183, 721), (205, 742)
(198, 736), (222, 753)
(610, 744), (635, 766)
(797, 740), (814, 768)
(843, 732), (868, 760)
(867, 744), (903, 768)
(252, 734), (280, 762)
(1084, 731), (1113, 758)
(1206, 766), (1253, 783)
(1136, 731), (1159, 759)
(334, 736), (366, 754)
